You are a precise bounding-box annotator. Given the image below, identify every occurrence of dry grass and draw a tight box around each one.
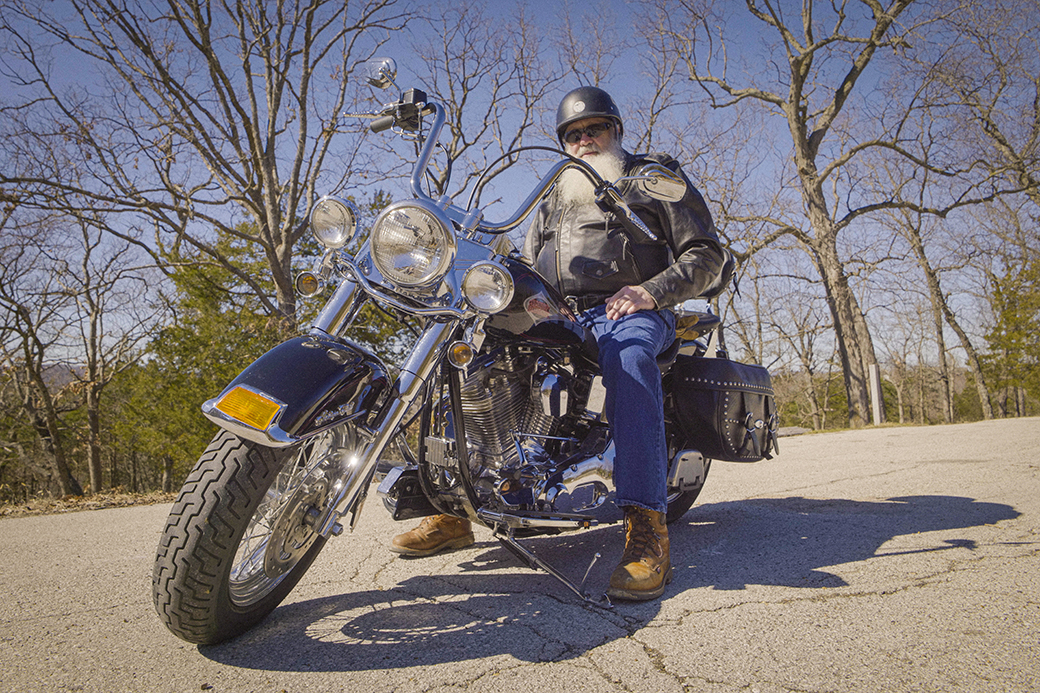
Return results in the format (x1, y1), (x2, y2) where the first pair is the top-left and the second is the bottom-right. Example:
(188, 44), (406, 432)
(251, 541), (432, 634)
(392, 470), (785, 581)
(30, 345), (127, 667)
(0, 490), (177, 519)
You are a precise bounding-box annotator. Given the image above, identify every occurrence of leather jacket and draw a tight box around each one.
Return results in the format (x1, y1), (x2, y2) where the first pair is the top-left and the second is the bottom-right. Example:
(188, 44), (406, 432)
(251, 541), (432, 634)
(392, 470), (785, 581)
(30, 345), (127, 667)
(522, 151), (725, 309)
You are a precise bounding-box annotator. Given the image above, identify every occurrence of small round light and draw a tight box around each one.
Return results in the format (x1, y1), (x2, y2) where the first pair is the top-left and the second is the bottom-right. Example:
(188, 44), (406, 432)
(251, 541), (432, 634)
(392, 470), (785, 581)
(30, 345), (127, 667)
(309, 196), (360, 249)
(462, 262), (515, 314)
(447, 341), (475, 368)
(295, 271), (324, 298)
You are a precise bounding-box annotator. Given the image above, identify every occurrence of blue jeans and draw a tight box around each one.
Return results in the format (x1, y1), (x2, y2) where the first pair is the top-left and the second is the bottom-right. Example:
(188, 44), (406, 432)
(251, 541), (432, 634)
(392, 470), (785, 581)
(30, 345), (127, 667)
(579, 305), (676, 514)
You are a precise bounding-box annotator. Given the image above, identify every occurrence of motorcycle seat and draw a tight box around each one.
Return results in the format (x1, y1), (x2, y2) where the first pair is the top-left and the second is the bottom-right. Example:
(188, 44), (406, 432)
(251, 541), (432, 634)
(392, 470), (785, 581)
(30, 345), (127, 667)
(657, 337), (681, 372)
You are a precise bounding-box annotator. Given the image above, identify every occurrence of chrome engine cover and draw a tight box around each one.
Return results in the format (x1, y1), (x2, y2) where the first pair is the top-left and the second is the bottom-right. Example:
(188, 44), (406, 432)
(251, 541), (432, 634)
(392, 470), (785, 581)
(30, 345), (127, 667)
(453, 348), (625, 524)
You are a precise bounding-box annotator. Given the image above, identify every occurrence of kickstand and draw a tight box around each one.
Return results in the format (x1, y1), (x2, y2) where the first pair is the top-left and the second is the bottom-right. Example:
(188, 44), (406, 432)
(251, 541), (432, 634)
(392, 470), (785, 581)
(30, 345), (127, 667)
(495, 530), (613, 609)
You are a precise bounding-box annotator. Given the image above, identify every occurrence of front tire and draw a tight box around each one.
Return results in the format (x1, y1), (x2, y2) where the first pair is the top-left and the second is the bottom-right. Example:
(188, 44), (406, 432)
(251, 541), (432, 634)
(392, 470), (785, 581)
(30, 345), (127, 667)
(152, 427), (355, 644)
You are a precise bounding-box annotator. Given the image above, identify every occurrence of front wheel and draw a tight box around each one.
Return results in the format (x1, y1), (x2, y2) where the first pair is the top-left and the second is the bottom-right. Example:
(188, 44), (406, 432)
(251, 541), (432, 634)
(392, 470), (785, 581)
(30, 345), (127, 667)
(152, 427), (358, 644)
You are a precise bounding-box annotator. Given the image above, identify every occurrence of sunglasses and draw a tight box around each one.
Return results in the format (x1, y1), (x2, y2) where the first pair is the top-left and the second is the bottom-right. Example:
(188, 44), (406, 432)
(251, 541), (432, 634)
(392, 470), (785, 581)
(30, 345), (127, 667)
(562, 121), (613, 145)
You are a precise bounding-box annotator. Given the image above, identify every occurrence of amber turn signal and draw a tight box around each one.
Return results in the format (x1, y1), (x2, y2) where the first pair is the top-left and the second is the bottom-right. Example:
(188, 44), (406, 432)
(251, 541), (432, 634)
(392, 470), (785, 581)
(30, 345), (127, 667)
(446, 341), (475, 369)
(214, 386), (282, 431)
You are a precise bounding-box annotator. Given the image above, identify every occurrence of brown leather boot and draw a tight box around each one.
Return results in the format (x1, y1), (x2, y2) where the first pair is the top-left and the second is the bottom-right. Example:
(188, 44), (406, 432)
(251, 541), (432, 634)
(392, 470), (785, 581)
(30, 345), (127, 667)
(390, 514), (474, 557)
(607, 506), (672, 601)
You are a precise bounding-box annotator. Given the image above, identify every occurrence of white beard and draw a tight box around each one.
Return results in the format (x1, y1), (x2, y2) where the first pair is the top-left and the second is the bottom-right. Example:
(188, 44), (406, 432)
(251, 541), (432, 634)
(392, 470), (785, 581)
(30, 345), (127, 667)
(556, 141), (627, 208)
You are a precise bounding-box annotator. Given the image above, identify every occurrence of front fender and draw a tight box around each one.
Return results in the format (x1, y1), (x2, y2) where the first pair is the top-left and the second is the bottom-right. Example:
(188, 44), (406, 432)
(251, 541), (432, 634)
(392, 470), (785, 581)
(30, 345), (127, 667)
(202, 333), (390, 447)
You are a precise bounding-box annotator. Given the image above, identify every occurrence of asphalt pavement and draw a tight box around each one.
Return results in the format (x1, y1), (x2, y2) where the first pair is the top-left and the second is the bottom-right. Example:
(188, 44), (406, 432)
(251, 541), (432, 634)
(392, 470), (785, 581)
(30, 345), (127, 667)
(1, 417), (1038, 692)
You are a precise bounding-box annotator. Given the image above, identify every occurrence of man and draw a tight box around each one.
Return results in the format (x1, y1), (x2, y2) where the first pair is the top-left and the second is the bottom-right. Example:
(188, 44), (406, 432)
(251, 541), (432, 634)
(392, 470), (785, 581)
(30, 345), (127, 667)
(391, 86), (726, 601)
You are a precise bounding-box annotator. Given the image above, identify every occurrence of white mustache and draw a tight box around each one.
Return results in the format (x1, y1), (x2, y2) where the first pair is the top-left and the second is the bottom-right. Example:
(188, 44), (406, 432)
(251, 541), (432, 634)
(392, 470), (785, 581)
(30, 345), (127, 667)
(558, 144), (625, 206)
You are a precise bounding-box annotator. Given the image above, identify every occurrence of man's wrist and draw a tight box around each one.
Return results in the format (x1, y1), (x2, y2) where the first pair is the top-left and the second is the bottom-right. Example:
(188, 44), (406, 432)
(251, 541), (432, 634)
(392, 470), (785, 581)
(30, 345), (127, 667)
(639, 284), (660, 309)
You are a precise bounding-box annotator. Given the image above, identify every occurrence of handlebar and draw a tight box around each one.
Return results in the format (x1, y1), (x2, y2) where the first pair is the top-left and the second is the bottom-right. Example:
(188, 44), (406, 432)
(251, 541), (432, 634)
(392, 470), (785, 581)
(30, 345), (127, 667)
(370, 115), (395, 133)
(374, 96), (661, 243)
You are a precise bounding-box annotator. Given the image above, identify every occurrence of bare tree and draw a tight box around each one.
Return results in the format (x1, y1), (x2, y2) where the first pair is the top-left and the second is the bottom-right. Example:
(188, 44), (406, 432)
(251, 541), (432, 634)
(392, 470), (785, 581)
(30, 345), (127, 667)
(634, 0), (1023, 426)
(61, 216), (165, 492)
(975, 199), (1040, 417)
(0, 0), (412, 329)
(877, 299), (939, 424)
(553, 0), (628, 88)
(0, 214), (84, 497)
(926, 0), (1040, 207)
(883, 197), (994, 421)
(380, 1), (566, 209)
(868, 1), (1040, 420)
(772, 285), (836, 430)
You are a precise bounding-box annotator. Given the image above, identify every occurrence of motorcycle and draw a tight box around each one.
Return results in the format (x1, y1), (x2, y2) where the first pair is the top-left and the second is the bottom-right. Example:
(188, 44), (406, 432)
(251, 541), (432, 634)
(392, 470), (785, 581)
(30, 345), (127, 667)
(152, 58), (777, 645)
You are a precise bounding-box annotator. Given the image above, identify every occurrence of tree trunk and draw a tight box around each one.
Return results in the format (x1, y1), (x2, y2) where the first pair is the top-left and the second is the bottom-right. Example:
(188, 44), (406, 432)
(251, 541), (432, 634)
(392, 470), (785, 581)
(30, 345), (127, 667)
(131, 449), (139, 493)
(30, 411), (82, 497)
(21, 371), (82, 497)
(901, 215), (993, 420)
(918, 365), (927, 424)
(848, 287), (882, 422)
(790, 109), (876, 427)
(896, 383), (906, 424)
(161, 455), (175, 493)
(87, 386), (103, 494)
(807, 233), (874, 427)
(806, 374), (823, 431)
(932, 313), (954, 424)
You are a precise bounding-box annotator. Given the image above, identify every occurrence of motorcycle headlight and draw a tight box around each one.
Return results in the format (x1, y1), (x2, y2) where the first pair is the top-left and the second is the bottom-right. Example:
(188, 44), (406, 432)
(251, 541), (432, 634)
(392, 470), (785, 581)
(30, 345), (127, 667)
(462, 261), (514, 314)
(309, 196), (360, 249)
(370, 201), (456, 288)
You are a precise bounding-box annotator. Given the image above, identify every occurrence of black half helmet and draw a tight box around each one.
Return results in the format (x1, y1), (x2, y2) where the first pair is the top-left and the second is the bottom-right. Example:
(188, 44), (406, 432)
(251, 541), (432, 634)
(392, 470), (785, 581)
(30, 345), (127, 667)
(555, 86), (623, 144)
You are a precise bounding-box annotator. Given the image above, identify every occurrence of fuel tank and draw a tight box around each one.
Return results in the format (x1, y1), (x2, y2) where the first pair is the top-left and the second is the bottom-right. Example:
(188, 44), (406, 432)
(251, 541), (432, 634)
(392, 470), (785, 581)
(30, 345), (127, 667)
(485, 257), (591, 348)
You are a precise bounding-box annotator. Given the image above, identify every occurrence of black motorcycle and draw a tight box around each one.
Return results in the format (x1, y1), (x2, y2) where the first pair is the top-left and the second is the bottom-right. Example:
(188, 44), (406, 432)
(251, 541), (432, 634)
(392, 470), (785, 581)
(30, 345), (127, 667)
(152, 58), (777, 645)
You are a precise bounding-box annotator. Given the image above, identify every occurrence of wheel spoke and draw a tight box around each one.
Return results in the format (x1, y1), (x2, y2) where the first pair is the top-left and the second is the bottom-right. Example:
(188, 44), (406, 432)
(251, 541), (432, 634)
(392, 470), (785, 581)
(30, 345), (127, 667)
(227, 426), (358, 606)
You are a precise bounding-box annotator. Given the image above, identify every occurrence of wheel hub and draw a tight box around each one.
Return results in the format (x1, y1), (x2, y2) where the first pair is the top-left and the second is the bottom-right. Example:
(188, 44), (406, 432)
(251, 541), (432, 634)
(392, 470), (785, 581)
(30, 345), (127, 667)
(263, 473), (329, 577)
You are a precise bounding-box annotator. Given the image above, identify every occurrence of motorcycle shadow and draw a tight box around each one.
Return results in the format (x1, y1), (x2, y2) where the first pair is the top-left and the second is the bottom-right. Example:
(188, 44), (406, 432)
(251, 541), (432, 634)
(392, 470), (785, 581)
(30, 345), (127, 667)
(199, 493), (1018, 672)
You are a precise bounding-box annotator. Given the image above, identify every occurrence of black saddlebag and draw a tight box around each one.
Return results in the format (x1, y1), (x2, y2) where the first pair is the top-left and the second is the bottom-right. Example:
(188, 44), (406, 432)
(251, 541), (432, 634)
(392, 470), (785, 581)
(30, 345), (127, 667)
(669, 354), (778, 462)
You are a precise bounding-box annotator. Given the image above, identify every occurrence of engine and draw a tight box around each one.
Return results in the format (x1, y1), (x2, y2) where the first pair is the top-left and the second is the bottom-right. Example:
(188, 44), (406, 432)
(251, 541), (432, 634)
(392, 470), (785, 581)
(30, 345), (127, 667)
(458, 347), (561, 472)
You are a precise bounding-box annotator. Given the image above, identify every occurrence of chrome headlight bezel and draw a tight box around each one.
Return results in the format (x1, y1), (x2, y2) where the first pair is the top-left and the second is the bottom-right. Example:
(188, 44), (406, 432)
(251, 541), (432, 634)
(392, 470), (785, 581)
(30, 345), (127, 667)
(461, 261), (515, 314)
(309, 196), (360, 250)
(369, 200), (457, 289)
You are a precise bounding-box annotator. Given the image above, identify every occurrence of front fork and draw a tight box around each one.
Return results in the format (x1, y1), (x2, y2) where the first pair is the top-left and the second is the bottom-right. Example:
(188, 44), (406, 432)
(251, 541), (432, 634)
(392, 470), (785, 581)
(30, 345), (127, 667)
(311, 280), (458, 537)
(319, 320), (455, 536)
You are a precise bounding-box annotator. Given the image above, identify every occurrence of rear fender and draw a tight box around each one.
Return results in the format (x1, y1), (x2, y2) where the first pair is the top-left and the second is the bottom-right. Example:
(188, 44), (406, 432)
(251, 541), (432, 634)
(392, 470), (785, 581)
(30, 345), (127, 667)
(202, 333), (390, 447)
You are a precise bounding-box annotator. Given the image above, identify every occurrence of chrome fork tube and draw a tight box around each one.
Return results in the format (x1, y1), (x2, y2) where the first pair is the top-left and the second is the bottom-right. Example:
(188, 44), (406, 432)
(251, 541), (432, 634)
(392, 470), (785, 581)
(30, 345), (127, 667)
(311, 279), (363, 336)
(318, 320), (455, 535)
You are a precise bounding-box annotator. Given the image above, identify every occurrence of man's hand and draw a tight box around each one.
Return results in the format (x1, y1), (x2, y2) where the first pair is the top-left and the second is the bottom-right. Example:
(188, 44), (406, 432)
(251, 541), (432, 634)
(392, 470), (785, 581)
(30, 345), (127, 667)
(605, 285), (656, 320)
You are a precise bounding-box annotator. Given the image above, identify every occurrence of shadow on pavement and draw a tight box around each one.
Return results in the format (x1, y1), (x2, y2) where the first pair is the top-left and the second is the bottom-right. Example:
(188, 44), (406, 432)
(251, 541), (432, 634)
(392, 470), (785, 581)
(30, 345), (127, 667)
(669, 494), (1020, 591)
(201, 494), (1019, 672)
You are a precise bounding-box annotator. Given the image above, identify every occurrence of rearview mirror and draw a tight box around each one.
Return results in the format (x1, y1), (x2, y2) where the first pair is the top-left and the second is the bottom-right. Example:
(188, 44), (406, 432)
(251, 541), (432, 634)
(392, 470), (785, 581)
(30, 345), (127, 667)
(364, 58), (398, 90)
(633, 163), (686, 202)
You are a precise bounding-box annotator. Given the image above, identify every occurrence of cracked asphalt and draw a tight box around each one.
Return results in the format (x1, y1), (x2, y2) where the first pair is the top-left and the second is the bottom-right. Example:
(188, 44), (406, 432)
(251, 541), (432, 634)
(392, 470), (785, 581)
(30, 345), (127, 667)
(2, 417), (1038, 693)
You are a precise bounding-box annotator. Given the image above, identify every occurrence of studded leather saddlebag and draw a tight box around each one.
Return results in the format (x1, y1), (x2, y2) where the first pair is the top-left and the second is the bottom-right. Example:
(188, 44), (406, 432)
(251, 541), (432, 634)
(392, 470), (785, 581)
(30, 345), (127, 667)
(669, 354), (778, 462)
